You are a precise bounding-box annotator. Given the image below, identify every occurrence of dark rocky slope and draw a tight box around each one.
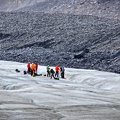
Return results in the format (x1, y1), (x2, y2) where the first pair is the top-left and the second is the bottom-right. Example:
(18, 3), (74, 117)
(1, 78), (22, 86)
(0, 12), (120, 73)
(0, 0), (120, 20)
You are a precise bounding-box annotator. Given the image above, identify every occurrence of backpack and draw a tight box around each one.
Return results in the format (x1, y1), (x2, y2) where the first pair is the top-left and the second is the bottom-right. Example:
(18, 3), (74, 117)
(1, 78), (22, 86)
(24, 70), (27, 75)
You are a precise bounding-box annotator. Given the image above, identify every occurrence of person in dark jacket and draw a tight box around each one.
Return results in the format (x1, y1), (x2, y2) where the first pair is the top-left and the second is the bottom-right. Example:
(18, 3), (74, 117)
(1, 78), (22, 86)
(34, 61), (38, 73)
(60, 66), (65, 78)
(50, 69), (55, 79)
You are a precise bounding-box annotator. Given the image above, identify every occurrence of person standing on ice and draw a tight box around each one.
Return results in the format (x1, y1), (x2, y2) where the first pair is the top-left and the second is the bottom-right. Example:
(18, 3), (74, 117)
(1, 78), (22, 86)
(30, 63), (36, 76)
(27, 62), (31, 74)
(34, 61), (38, 74)
(50, 68), (55, 79)
(60, 66), (65, 78)
(46, 65), (50, 77)
(55, 65), (60, 78)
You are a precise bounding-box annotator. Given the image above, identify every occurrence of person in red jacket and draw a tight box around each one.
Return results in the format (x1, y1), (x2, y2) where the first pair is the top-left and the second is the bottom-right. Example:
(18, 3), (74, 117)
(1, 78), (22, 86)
(34, 61), (38, 73)
(27, 62), (31, 74)
(55, 65), (60, 78)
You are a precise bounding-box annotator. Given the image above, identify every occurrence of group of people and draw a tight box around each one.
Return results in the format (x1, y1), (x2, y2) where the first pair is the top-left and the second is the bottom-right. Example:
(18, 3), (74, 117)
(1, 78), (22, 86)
(27, 61), (38, 76)
(46, 65), (65, 79)
(27, 61), (65, 79)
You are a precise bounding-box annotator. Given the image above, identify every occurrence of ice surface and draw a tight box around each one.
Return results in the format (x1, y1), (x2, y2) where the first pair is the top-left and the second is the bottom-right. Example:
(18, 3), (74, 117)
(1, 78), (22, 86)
(0, 60), (120, 120)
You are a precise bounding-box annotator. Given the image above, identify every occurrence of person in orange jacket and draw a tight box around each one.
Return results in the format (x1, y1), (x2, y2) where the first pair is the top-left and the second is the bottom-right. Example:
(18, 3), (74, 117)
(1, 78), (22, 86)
(27, 62), (31, 74)
(55, 65), (60, 78)
(30, 63), (36, 76)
